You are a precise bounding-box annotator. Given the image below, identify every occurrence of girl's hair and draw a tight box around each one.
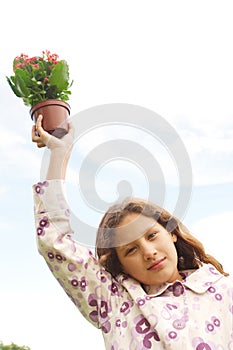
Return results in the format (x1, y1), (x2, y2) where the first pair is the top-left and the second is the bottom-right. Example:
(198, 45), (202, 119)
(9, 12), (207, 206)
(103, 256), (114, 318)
(96, 197), (228, 277)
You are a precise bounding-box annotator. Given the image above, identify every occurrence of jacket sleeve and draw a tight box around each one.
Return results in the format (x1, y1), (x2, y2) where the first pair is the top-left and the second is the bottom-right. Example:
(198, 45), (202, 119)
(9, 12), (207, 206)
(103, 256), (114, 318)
(32, 180), (123, 330)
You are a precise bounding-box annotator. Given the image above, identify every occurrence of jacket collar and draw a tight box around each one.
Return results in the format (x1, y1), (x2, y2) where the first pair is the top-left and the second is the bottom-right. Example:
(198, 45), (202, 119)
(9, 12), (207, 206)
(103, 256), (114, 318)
(117, 263), (224, 298)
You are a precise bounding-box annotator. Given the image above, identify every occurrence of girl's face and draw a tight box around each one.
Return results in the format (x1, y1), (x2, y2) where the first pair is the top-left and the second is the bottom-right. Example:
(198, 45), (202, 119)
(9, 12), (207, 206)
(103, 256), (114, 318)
(115, 213), (181, 286)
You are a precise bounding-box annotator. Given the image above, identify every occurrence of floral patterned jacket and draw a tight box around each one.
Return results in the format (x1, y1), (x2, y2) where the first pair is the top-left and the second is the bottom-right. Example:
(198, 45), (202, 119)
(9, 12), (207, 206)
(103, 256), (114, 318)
(33, 180), (233, 350)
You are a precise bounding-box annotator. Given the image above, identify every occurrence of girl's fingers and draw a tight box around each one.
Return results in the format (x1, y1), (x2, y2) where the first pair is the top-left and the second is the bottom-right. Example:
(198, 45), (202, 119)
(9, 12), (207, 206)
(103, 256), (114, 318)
(35, 115), (51, 146)
(31, 125), (36, 141)
(37, 142), (46, 148)
(36, 114), (43, 128)
(36, 115), (45, 137)
(32, 116), (47, 147)
(32, 125), (40, 142)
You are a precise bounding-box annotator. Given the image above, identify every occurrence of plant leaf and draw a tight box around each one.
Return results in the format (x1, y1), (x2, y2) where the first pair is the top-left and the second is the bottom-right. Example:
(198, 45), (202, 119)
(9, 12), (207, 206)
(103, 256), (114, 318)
(14, 69), (31, 97)
(49, 60), (69, 91)
(6, 76), (22, 97)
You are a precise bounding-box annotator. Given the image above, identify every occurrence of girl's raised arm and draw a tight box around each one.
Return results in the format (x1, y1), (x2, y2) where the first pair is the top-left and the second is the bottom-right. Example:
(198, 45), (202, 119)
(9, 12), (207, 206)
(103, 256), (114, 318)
(32, 114), (75, 180)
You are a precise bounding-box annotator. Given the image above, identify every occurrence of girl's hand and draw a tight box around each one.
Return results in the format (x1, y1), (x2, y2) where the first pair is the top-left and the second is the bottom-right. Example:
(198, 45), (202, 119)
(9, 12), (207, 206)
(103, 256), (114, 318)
(32, 115), (75, 179)
(31, 115), (75, 151)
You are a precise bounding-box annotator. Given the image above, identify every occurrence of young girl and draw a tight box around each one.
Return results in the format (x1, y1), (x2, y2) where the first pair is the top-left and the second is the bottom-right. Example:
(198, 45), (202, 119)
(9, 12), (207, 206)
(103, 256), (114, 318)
(32, 116), (233, 350)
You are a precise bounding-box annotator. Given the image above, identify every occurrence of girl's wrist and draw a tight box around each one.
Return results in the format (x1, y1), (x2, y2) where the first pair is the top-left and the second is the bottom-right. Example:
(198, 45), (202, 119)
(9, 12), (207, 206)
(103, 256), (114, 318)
(46, 148), (72, 180)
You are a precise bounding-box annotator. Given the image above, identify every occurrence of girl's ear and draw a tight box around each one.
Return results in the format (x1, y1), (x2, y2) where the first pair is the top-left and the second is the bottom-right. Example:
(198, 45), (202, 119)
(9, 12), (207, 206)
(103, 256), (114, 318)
(172, 234), (177, 243)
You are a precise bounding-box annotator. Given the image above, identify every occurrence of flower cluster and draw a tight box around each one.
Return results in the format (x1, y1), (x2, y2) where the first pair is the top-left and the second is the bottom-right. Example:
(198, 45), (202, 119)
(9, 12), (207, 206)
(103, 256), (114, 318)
(6, 50), (73, 107)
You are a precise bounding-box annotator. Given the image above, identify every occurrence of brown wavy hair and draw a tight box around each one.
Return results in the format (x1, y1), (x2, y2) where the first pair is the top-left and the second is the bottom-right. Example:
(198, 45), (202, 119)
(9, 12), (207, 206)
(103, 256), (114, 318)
(96, 197), (228, 278)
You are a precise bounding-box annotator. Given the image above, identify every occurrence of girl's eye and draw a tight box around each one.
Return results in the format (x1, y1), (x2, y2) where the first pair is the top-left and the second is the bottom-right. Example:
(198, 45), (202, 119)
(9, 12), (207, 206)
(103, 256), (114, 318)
(126, 246), (136, 256)
(148, 232), (158, 240)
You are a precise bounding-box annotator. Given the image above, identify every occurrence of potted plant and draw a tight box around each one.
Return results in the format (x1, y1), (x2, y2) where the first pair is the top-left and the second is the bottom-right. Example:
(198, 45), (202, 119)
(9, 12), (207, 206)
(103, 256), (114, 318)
(6, 50), (73, 138)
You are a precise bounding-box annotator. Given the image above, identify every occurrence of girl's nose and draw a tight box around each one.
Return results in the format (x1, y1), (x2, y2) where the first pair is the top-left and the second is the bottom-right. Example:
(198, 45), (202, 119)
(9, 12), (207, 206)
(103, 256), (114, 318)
(142, 243), (157, 260)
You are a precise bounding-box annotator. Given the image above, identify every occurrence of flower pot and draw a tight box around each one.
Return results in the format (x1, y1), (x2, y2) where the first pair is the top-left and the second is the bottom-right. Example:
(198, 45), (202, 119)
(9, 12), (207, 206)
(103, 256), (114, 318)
(30, 99), (71, 138)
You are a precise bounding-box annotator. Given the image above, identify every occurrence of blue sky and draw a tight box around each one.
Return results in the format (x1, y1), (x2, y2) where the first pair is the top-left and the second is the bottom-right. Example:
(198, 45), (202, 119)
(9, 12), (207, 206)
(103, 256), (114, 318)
(1, 1), (233, 349)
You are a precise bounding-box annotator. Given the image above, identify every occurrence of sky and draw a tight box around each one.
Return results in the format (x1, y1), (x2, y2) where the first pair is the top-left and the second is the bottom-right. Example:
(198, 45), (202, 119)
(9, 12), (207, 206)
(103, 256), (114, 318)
(1, 1), (233, 349)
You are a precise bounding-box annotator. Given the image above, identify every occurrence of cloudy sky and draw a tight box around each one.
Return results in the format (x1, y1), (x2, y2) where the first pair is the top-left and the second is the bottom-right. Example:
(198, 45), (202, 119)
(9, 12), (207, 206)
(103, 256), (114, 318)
(1, 1), (233, 349)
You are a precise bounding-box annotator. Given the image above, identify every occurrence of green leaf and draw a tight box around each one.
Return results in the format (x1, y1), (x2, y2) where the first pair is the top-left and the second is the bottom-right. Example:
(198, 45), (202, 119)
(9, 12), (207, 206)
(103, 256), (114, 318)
(0, 341), (30, 350)
(49, 60), (69, 92)
(6, 76), (22, 97)
(14, 69), (31, 97)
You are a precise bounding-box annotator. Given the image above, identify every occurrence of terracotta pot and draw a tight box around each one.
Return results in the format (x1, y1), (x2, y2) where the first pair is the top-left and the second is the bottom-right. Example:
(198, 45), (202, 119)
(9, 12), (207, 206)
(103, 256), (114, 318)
(30, 99), (71, 138)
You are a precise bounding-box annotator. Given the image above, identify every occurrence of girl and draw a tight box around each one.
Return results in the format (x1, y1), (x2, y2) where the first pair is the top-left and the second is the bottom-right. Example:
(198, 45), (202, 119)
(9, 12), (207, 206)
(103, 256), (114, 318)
(32, 115), (233, 350)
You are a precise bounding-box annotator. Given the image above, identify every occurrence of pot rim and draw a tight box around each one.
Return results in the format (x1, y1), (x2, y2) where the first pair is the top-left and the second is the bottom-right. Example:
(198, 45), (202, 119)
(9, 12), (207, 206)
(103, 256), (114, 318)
(30, 99), (71, 119)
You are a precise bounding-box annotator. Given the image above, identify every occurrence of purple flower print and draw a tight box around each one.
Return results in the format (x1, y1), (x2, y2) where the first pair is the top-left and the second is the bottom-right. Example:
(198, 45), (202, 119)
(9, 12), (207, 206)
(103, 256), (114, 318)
(35, 184), (43, 195)
(79, 276), (88, 292)
(168, 331), (177, 339)
(166, 303), (178, 311)
(55, 253), (65, 263)
(39, 216), (49, 228)
(88, 299), (99, 323)
(205, 316), (220, 333)
(36, 216), (49, 236)
(120, 301), (129, 314)
(34, 181), (49, 195)
(88, 293), (112, 326)
(115, 319), (127, 328)
(171, 281), (185, 297)
(37, 227), (45, 236)
(215, 293), (222, 301)
(76, 256), (84, 264)
(196, 343), (212, 350)
(100, 300), (109, 319)
(108, 282), (121, 296)
(206, 323), (214, 332)
(136, 317), (151, 334)
(101, 321), (111, 334)
(208, 286), (216, 293)
(209, 266), (220, 275)
(47, 251), (55, 260)
(143, 331), (160, 348)
(137, 297), (146, 307)
(173, 318), (186, 330)
(47, 251), (65, 264)
(96, 270), (107, 283)
(207, 286), (223, 301)
(68, 263), (77, 272)
(136, 296), (150, 307)
(192, 337), (214, 350)
(120, 300), (133, 316)
(116, 319), (121, 327)
(71, 277), (79, 288)
(133, 315), (160, 348)
(70, 276), (88, 291)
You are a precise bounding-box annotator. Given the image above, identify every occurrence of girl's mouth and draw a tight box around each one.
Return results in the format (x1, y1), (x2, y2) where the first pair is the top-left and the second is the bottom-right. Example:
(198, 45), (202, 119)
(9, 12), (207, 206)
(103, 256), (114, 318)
(148, 257), (166, 270)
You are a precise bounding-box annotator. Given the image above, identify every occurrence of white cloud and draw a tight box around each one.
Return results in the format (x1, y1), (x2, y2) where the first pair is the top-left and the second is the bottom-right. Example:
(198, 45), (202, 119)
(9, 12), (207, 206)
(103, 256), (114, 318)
(190, 211), (233, 275)
(0, 125), (41, 180)
(68, 124), (180, 186)
(65, 120), (233, 194)
(179, 127), (233, 186)
(180, 127), (233, 157)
